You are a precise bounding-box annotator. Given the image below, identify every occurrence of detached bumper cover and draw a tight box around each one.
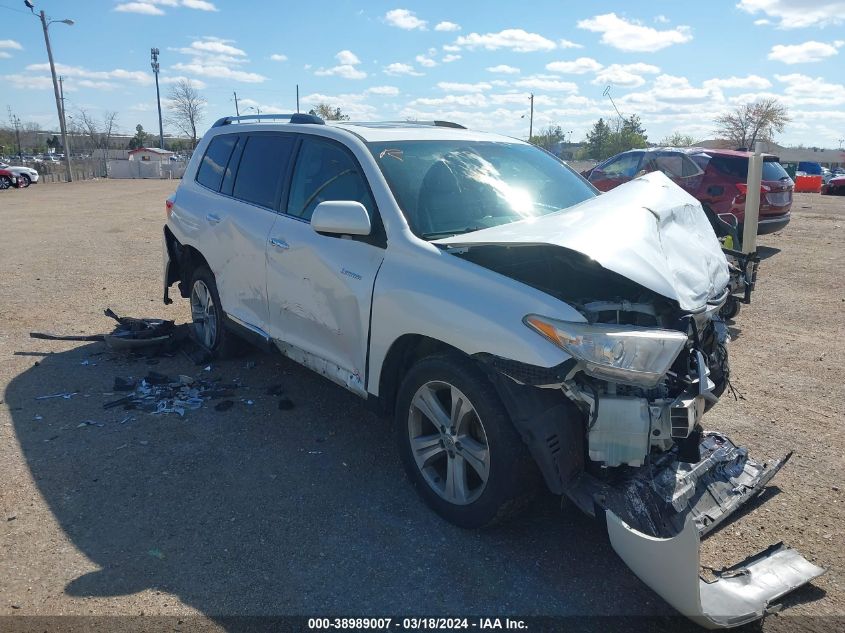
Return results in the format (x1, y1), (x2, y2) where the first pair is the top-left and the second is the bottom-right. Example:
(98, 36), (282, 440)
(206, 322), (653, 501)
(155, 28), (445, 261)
(564, 432), (825, 628)
(607, 512), (824, 629)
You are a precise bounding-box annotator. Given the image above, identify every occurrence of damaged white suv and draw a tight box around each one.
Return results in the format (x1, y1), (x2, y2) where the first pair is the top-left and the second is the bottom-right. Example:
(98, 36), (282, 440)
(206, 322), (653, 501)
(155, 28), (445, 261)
(163, 114), (822, 627)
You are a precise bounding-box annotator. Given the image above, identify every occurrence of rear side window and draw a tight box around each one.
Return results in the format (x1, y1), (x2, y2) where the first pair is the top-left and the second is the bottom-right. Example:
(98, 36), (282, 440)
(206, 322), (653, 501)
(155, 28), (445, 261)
(196, 135), (238, 191)
(232, 134), (295, 209)
(287, 138), (375, 221)
(650, 152), (702, 178)
(696, 154), (790, 181)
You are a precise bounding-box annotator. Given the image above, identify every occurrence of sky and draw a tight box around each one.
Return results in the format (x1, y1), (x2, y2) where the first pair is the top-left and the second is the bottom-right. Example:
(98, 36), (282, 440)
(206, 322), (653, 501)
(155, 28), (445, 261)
(1, 0), (844, 147)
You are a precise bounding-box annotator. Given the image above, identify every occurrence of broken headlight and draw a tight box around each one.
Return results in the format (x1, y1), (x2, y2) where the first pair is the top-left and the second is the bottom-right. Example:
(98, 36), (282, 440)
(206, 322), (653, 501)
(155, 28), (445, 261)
(524, 315), (687, 387)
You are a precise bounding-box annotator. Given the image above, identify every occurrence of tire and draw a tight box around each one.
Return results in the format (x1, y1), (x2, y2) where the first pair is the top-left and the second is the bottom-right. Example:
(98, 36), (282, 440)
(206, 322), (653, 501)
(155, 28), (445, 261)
(395, 353), (538, 529)
(0, 176), (10, 190)
(720, 295), (741, 320)
(19, 175), (30, 188)
(188, 265), (242, 358)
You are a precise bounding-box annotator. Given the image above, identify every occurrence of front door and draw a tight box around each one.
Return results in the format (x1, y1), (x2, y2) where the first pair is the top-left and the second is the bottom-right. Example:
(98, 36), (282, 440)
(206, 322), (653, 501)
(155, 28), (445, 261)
(265, 136), (385, 395)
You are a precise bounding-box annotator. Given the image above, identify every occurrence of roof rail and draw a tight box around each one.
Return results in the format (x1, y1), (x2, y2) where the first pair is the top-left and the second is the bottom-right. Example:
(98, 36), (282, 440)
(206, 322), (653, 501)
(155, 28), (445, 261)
(432, 120), (466, 129)
(211, 113), (325, 127)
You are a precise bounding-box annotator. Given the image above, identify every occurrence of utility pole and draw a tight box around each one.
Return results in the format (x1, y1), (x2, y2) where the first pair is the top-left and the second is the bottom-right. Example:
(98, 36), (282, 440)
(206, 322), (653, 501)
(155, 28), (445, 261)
(35, 8), (73, 181)
(528, 93), (534, 140)
(151, 48), (164, 149)
(233, 91), (240, 116)
(12, 113), (23, 161)
(58, 75), (66, 123)
(296, 84), (300, 113)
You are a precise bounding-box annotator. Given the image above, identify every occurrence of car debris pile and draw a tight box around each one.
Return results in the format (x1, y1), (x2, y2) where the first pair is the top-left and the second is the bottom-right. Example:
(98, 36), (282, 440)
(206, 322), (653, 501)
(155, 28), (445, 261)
(103, 371), (241, 417)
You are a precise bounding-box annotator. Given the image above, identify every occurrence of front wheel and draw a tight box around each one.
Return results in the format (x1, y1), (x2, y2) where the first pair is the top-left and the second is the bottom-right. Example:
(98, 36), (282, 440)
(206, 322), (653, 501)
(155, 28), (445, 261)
(720, 295), (741, 320)
(0, 176), (11, 190)
(395, 354), (538, 528)
(19, 175), (31, 188)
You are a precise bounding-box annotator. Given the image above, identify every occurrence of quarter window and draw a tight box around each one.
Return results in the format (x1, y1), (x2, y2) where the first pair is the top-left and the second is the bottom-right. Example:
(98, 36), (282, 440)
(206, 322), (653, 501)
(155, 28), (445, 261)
(287, 138), (374, 221)
(196, 134), (237, 192)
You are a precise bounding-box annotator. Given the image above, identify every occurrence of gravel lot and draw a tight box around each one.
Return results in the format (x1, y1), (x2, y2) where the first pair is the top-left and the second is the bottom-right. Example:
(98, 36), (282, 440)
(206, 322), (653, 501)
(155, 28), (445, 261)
(1, 180), (843, 631)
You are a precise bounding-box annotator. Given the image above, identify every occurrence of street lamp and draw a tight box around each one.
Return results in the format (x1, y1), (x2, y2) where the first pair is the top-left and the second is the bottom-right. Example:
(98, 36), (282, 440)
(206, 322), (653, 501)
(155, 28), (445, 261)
(151, 48), (165, 150)
(245, 105), (261, 116)
(25, 1), (74, 182)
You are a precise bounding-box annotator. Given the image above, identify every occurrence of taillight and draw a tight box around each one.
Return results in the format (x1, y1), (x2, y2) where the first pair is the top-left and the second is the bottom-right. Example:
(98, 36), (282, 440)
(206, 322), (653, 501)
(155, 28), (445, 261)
(735, 183), (771, 195)
(165, 198), (174, 218)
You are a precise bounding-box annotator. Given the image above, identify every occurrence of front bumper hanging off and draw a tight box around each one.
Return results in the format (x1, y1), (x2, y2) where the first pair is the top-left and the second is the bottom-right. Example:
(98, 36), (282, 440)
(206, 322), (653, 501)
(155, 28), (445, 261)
(564, 432), (825, 628)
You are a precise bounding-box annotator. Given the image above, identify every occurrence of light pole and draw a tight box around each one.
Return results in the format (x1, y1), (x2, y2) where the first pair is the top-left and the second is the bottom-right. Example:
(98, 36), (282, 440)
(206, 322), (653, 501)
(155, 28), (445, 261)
(246, 105), (261, 116)
(151, 48), (165, 150)
(26, 1), (74, 182)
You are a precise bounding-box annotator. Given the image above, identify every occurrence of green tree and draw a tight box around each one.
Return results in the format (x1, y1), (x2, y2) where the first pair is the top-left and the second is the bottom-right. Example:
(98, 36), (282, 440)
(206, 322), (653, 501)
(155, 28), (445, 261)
(612, 115), (648, 155)
(529, 125), (565, 152)
(128, 124), (149, 150)
(585, 118), (613, 160)
(309, 103), (350, 121)
(659, 132), (697, 147)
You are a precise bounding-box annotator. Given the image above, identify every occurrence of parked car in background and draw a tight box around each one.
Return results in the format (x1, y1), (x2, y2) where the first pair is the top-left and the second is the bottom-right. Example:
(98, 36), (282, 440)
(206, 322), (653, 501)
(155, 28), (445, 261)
(822, 174), (845, 195)
(0, 161), (39, 187)
(582, 147), (793, 236)
(0, 168), (20, 189)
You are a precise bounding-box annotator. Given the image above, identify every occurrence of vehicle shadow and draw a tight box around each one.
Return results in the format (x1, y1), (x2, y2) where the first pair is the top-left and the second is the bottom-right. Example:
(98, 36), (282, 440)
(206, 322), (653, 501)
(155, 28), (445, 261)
(756, 245), (781, 260)
(6, 342), (673, 624)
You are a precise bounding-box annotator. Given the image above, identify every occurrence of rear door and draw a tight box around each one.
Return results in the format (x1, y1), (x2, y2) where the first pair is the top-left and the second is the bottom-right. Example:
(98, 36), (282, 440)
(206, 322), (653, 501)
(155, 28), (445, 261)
(265, 135), (386, 395)
(212, 132), (296, 333)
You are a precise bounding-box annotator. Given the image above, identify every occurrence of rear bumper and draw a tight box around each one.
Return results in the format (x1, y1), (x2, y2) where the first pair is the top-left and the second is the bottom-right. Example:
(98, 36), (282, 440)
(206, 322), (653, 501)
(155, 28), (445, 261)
(740, 213), (791, 236)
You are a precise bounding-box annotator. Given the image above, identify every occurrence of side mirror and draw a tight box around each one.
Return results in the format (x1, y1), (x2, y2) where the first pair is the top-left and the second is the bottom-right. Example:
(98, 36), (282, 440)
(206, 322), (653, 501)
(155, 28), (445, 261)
(311, 200), (372, 236)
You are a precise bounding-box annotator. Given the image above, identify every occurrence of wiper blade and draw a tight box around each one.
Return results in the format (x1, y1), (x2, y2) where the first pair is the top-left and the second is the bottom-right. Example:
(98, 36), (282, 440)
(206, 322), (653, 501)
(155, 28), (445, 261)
(421, 227), (485, 240)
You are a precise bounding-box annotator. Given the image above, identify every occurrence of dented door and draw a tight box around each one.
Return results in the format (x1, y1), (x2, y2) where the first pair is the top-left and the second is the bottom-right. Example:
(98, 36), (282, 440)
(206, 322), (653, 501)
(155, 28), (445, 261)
(265, 137), (385, 395)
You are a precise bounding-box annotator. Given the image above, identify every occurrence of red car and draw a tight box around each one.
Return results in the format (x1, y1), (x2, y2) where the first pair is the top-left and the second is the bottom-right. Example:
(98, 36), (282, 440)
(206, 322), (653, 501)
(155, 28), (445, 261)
(583, 147), (793, 235)
(0, 168), (20, 190)
(823, 174), (845, 195)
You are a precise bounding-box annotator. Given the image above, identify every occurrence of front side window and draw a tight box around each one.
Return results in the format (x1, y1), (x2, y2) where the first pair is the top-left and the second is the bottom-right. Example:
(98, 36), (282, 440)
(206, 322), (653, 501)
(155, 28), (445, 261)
(196, 134), (237, 191)
(287, 138), (374, 221)
(369, 140), (596, 239)
(599, 153), (642, 179)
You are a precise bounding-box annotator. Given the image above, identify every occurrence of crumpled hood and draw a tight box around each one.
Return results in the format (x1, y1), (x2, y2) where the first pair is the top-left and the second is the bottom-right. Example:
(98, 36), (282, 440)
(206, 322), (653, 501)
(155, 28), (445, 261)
(436, 171), (730, 312)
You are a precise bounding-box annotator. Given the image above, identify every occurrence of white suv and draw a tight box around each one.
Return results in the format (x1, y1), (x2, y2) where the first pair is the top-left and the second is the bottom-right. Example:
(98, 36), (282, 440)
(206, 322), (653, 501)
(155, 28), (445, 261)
(163, 114), (821, 625)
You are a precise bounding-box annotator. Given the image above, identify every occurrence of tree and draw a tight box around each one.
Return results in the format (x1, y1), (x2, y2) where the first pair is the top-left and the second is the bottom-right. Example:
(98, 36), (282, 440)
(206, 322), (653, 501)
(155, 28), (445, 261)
(584, 118), (613, 160)
(167, 79), (206, 148)
(715, 98), (790, 150)
(77, 109), (118, 176)
(309, 103), (350, 121)
(659, 132), (697, 147)
(128, 124), (149, 150)
(529, 125), (565, 152)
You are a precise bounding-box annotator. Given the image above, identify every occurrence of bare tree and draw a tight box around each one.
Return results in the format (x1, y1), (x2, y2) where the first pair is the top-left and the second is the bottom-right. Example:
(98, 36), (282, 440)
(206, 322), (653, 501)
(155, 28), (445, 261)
(77, 109), (118, 176)
(167, 79), (206, 148)
(659, 132), (697, 147)
(309, 103), (350, 121)
(715, 99), (790, 150)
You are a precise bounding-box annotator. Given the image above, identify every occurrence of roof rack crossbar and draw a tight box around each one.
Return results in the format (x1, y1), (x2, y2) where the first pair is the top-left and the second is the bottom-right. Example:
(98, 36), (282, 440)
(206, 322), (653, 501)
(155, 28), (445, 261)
(212, 113), (325, 127)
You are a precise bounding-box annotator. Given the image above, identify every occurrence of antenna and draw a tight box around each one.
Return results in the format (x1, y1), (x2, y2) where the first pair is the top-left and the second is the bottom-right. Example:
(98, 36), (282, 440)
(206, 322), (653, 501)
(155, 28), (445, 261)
(603, 85), (624, 128)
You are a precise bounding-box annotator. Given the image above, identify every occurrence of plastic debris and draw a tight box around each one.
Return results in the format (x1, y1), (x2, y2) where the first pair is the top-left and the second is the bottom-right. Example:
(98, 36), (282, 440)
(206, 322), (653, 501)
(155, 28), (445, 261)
(113, 377), (136, 392)
(33, 415), (43, 421)
(102, 370), (241, 417)
(35, 392), (78, 400)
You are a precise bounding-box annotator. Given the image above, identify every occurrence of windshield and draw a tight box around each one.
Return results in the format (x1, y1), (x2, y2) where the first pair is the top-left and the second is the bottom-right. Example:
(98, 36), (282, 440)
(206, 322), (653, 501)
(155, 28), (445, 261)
(368, 140), (596, 239)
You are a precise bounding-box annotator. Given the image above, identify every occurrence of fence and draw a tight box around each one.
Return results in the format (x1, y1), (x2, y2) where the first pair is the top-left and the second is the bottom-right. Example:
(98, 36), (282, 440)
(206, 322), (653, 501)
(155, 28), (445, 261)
(32, 159), (185, 182)
(107, 160), (186, 180)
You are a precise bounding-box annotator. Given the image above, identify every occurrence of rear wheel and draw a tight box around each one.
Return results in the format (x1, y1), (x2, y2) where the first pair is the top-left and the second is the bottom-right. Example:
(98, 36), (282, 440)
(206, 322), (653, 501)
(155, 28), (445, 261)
(189, 266), (242, 358)
(395, 354), (538, 528)
(720, 295), (741, 320)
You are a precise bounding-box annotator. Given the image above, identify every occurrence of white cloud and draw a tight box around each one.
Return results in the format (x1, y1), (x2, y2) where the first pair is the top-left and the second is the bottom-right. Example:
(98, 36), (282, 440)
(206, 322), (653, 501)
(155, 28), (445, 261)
(454, 29), (557, 52)
(26, 62), (153, 85)
(315, 50), (366, 79)
(415, 54), (437, 68)
(270, 54), (288, 62)
(577, 13), (693, 52)
(775, 73), (845, 105)
(187, 40), (246, 57)
(2, 75), (59, 90)
(703, 75), (772, 89)
(302, 92), (379, 120)
(437, 81), (491, 93)
(591, 63), (660, 88)
(442, 44), (461, 52)
(182, 0), (218, 10)
(172, 62), (267, 82)
(384, 8), (427, 30)
(486, 64), (520, 74)
(558, 39), (583, 49)
(0, 39), (23, 50)
(410, 94), (488, 108)
(161, 75), (207, 89)
(754, 18), (771, 25)
(172, 36), (266, 83)
(737, 0), (845, 29)
(442, 54), (461, 63)
(655, 15), (670, 24)
(0, 52), (10, 59)
(384, 62), (424, 76)
(115, 2), (165, 15)
(545, 57), (603, 74)
(768, 40), (841, 63)
(435, 21), (461, 32)
(514, 77), (579, 92)
(336, 50), (361, 65)
(367, 85), (400, 96)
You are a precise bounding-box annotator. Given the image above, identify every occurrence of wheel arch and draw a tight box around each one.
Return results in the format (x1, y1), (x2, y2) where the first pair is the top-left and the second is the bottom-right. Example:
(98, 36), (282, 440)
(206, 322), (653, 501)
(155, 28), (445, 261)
(164, 226), (211, 299)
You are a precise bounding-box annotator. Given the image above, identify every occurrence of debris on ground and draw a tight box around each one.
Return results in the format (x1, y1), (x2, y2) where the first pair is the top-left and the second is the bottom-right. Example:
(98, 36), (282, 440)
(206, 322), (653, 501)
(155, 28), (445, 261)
(104, 371), (241, 417)
(35, 392), (77, 401)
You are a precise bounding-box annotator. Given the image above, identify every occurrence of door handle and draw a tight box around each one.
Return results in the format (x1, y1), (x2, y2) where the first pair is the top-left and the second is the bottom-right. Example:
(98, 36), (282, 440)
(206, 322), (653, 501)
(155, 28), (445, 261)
(206, 213), (222, 225)
(269, 237), (290, 250)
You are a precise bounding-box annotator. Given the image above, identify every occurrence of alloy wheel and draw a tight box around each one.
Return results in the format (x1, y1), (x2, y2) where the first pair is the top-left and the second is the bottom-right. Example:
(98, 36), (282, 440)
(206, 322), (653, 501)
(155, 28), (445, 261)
(407, 381), (490, 505)
(190, 279), (217, 349)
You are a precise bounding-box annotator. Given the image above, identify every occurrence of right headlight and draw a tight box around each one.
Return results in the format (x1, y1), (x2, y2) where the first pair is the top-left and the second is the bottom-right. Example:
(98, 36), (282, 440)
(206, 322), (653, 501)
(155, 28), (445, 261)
(524, 315), (687, 387)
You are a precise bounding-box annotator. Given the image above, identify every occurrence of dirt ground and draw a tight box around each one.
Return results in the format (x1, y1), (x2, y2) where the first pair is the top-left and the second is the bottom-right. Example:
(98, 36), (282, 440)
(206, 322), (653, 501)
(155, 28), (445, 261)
(1, 179), (843, 631)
